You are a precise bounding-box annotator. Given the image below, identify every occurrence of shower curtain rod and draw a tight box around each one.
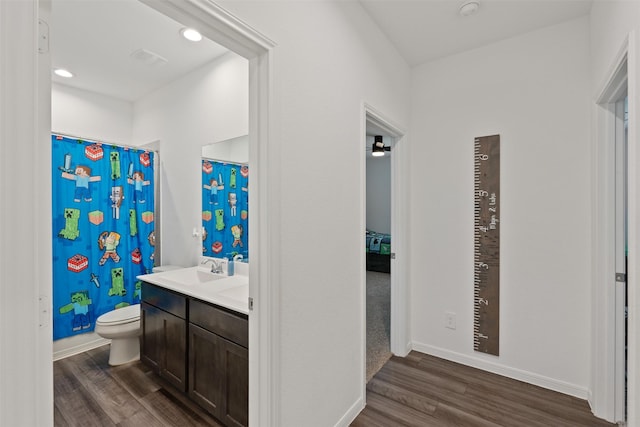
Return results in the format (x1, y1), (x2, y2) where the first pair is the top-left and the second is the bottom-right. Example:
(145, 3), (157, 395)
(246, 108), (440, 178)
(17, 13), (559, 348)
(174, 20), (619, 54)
(202, 156), (248, 166)
(52, 131), (157, 153)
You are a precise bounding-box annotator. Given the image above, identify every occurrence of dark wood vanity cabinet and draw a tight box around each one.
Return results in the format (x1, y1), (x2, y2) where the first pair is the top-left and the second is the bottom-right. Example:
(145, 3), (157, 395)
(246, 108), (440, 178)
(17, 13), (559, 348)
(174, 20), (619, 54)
(140, 282), (248, 427)
(140, 283), (187, 391)
(189, 299), (249, 427)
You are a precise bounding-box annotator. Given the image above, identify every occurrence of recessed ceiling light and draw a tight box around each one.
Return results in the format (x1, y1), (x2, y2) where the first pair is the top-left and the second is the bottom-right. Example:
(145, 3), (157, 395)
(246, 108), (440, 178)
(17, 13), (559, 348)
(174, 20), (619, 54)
(180, 27), (202, 42)
(459, 1), (480, 17)
(53, 68), (74, 78)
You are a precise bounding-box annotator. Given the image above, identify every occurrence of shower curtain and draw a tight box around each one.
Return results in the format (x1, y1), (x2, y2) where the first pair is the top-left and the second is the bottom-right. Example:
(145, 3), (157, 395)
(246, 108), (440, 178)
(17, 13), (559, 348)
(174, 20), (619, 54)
(52, 135), (155, 340)
(201, 159), (249, 260)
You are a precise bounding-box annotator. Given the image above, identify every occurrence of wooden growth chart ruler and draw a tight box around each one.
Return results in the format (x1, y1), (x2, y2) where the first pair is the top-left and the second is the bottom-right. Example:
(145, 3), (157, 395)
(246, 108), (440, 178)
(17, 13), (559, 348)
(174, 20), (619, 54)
(474, 134), (500, 356)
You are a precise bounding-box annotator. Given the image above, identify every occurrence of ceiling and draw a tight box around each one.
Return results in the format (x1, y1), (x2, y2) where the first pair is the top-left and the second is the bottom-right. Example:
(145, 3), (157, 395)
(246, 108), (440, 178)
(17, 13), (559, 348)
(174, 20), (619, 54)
(51, 0), (229, 102)
(359, 0), (593, 66)
(51, 0), (593, 103)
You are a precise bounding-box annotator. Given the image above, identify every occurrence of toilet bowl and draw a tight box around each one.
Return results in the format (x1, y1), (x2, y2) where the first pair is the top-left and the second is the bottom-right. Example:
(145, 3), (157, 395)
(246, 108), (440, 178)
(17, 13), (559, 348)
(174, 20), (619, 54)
(95, 304), (141, 366)
(95, 266), (182, 366)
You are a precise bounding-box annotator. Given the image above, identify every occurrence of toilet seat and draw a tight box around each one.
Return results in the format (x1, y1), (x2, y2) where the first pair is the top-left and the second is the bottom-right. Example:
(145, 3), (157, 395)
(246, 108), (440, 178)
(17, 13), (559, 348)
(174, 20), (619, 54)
(96, 304), (140, 326)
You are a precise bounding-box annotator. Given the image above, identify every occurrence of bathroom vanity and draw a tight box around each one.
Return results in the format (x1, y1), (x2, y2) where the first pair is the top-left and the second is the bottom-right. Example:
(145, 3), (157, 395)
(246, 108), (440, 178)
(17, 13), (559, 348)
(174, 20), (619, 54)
(138, 266), (249, 427)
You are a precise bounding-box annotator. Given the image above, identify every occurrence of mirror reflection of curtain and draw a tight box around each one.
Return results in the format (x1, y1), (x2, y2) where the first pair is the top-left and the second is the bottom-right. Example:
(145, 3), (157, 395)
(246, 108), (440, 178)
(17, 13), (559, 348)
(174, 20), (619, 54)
(201, 159), (249, 260)
(51, 135), (155, 340)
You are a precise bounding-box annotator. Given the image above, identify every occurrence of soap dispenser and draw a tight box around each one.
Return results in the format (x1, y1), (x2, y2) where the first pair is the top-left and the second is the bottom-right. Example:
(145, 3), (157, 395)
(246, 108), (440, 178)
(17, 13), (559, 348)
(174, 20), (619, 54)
(225, 256), (234, 276)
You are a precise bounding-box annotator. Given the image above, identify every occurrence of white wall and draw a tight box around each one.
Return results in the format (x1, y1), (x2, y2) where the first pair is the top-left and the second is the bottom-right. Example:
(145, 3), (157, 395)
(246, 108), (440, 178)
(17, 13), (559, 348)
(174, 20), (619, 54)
(590, 2), (640, 424)
(217, 2), (410, 425)
(133, 52), (248, 268)
(366, 154), (391, 234)
(52, 83), (133, 144)
(409, 17), (591, 397)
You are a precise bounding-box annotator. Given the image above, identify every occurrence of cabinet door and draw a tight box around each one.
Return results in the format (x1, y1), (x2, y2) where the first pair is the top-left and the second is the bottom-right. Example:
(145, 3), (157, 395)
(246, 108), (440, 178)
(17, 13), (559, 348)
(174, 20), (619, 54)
(161, 309), (187, 391)
(189, 323), (224, 417)
(141, 302), (187, 391)
(140, 302), (162, 372)
(223, 340), (249, 427)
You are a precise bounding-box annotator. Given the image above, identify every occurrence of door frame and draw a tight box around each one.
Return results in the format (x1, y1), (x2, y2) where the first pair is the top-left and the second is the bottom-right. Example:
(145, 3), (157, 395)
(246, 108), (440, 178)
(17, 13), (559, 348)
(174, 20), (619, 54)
(16, 0), (278, 424)
(592, 30), (638, 424)
(361, 104), (409, 394)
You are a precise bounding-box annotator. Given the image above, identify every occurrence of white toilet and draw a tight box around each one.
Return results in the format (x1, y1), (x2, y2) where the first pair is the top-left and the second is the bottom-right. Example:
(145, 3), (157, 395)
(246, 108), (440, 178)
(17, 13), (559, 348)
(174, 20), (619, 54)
(95, 304), (141, 366)
(95, 265), (182, 366)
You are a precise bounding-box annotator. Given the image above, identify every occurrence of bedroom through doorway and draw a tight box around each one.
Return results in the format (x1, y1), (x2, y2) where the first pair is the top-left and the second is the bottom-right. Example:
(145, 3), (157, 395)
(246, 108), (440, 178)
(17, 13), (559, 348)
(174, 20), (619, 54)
(365, 131), (392, 381)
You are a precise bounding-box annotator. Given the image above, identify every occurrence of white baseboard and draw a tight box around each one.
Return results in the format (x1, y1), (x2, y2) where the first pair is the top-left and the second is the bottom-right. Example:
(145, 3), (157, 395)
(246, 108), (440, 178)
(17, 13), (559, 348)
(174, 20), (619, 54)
(335, 396), (365, 427)
(412, 342), (589, 400)
(53, 333), (110, 361)
(404, 341), (412, 356)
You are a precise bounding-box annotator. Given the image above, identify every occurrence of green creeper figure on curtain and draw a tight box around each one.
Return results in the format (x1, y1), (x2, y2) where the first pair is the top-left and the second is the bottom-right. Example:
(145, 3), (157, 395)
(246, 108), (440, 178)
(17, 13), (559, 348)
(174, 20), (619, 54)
(58, 208), (81, 240)
(129, 209), (138, 236)
(59, 291), (92, 331)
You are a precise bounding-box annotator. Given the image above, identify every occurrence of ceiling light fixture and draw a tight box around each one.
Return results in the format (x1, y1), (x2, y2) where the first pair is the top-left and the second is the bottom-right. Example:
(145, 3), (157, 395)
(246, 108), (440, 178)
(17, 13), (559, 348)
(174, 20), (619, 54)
(53, 68), (74, 78)
(372, 135), (390, 157)
(180, 27), (203, 42)
(459, 1), (480, 17)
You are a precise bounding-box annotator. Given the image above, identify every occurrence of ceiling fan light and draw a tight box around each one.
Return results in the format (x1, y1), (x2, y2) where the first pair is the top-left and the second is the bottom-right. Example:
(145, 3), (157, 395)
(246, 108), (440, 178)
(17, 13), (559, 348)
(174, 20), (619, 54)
(372, 135), (386, 157)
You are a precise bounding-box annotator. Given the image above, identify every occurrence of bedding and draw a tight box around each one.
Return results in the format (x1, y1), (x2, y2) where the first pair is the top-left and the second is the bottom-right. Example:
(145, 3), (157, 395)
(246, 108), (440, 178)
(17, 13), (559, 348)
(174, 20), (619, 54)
(366, 230), (391, 273)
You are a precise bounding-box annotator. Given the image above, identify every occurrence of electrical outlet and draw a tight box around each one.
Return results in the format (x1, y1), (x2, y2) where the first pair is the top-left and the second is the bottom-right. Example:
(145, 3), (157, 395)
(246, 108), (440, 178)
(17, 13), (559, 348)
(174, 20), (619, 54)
(445, 311), (456, 330)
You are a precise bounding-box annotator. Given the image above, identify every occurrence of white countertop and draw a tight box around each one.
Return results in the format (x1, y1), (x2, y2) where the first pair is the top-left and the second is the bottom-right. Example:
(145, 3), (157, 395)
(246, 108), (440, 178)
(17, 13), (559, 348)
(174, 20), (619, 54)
(137, 266), (249, 315)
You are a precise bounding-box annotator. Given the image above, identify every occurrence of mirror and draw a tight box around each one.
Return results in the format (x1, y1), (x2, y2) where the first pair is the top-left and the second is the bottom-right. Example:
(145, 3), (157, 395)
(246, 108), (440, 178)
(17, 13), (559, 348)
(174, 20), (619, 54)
(201, 136), (249, 262)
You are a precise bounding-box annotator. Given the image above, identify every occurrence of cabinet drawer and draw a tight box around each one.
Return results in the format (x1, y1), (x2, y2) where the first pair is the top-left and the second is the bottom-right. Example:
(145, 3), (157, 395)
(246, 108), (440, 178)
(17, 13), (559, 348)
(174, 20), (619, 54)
(141, 282), (186, 319)
(190, 299), (248, 348)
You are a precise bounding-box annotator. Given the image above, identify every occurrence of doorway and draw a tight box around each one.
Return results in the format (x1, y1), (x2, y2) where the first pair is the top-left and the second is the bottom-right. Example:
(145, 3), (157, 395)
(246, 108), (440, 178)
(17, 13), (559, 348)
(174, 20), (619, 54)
(40, 0), (274, 425)
(365, 132), (392, 381)
(362, 106), (408, 389)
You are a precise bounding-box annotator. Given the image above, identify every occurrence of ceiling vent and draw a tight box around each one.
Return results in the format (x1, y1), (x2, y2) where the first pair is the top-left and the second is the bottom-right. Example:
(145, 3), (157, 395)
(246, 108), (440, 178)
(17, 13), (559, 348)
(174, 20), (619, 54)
(130, 48), (168, 67)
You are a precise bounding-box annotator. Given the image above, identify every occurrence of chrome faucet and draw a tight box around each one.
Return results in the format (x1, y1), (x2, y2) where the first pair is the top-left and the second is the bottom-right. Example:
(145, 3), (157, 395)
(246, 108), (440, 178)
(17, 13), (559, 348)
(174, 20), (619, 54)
(202, 258), (223, 274)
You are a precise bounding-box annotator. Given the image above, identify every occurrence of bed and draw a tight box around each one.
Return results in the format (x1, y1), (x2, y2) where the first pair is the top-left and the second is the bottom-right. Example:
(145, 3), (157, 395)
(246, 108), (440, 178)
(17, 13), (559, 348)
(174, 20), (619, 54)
(366, 230), (391, 273)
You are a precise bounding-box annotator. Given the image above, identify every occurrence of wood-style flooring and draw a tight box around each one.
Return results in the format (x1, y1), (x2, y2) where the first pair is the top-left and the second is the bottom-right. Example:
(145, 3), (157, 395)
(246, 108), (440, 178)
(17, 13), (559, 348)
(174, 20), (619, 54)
(54, 344), (221, 426)
(56, 345), (616, 426)
(351, 351), (616, 427)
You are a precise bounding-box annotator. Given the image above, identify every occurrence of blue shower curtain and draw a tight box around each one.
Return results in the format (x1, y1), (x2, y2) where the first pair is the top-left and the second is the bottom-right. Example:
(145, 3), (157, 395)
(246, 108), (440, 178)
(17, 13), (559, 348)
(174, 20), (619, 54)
(201, 159), (249, 260)
(52, 135), (155, 340)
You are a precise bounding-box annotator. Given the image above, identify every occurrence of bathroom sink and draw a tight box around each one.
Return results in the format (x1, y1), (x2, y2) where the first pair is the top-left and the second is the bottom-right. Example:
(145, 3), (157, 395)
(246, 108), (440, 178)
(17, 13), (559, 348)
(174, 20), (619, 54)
(216, 284), (249, 303)
(158, 266), (226, 285)
(138, 265), (249, 313)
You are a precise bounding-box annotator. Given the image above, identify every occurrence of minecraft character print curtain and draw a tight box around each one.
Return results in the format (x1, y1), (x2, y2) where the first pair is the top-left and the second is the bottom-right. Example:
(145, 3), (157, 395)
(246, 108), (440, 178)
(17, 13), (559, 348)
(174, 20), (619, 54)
(52, 135), (155, 340)
(201, 159), (249, 260)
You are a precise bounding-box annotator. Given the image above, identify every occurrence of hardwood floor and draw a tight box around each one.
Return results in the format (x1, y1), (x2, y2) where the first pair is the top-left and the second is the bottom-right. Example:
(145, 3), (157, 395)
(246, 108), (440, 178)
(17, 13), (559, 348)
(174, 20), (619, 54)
(351, 351), (616, 427)
(57, 345), (616, 426)
(54, 344), (222, 426)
